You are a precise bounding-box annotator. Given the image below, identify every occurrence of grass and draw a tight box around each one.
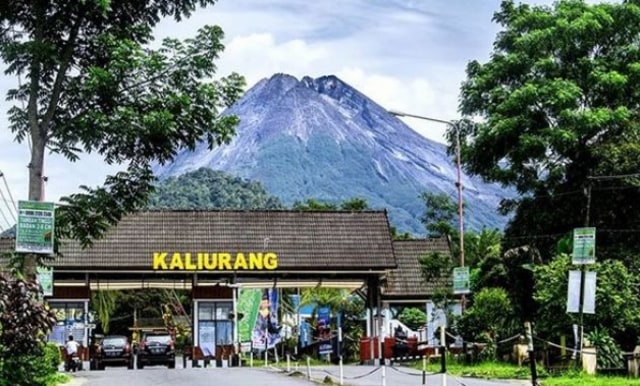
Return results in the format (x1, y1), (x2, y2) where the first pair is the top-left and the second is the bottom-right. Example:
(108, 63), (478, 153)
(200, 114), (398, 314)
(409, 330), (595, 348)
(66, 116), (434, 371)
(540, 370), (640, 386)
(413, 359), (535, 379)
(48, 372), (70, 386)
(409, 359), (640, 386)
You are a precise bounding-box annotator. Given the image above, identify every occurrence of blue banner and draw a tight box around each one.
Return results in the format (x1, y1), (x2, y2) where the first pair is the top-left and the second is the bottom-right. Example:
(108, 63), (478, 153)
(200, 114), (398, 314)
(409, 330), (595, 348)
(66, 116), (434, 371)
(317, 306), (332, 355)
(251, 288), (282, 350)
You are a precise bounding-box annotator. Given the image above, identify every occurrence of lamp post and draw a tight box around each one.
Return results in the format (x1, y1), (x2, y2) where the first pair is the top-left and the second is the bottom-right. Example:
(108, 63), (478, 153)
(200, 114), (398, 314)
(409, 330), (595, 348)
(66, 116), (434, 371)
(388, 110), (465, 273)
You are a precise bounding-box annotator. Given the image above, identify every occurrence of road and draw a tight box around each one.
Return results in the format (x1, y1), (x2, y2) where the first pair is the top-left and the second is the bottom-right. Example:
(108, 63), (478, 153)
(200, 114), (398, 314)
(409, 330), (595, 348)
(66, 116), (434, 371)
(62, 362), (532, 386)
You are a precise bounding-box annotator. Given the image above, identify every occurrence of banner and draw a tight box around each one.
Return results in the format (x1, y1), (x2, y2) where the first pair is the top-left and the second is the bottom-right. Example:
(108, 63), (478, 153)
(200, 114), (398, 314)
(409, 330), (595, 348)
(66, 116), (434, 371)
(238, 288), (262, 342)
(37, 266), (53, 297)
(251, 288), (281, 350)
(16, 201), (55, 254)
(317, 306), (332, 355)
(572, 227), (596, 265)
(453, 267), (471, 294)
(566, 270), (596, 314)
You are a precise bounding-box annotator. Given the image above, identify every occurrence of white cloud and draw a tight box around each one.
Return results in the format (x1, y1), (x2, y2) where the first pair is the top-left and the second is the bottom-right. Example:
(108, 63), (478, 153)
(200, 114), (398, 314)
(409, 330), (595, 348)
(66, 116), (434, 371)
(0, 0), (557, 202)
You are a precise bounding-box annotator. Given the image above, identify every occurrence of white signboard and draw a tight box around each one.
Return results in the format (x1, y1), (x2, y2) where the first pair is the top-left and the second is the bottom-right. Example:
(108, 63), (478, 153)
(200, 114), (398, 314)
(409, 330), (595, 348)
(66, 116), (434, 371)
(567, 270), (596, 314)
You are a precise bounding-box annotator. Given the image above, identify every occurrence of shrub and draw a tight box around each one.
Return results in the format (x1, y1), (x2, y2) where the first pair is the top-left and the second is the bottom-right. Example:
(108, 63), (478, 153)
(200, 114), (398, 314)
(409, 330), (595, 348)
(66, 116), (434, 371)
(0, 342), (61, 386)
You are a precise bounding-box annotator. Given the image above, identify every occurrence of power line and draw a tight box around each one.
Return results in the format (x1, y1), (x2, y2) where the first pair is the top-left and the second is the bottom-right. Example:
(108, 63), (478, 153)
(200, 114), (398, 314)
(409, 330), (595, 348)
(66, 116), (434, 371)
(0, 188), (16, 223)
(0, 205), (11, 231)
(0, 172), (18, 213)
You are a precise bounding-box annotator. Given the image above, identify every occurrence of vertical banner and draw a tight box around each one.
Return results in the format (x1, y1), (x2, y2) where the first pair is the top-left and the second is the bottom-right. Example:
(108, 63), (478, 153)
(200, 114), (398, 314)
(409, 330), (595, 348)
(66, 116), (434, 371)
(566, 270), (597, 314)
(238, 288), (261, 342)
(251, 288), (281, 350)
(583, 271), (597, 314)
(317, 306), (332, 355)
(37, 266), (53, 297)
(16, 201), (55, 254)
(566, 270), (581, 313)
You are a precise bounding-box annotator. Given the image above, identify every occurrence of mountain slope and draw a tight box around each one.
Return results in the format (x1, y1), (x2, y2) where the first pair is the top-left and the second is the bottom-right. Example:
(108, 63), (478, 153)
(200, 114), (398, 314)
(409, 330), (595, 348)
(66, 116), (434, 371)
(154, 74), (512, 235)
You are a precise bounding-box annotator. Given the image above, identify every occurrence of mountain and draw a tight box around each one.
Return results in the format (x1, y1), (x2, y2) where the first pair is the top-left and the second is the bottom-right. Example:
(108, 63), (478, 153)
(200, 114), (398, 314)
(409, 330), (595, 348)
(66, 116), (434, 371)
(153, 74), (512, 235)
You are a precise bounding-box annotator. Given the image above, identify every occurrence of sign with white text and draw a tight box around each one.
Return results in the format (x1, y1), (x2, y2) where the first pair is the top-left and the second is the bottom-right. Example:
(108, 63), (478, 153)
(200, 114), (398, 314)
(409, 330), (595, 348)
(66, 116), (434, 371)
(16, 201), (55, 254)
(453, 267), (471, 294)
(572, 227), (596, 265)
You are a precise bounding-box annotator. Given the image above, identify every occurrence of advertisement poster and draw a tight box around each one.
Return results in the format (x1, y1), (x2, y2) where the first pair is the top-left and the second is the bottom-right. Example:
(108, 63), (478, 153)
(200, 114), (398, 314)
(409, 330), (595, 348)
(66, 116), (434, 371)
(251, 288), (281, 350)
(317, 306), (332, 355)
(238, 288), (261, 343)
(37, 266), (53, 297)
(16, 201), (55, 254)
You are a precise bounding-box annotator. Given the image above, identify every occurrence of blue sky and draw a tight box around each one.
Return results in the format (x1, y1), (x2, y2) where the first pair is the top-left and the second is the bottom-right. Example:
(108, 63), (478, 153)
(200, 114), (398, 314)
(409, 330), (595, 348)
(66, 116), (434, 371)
(0, 0), (567, 227)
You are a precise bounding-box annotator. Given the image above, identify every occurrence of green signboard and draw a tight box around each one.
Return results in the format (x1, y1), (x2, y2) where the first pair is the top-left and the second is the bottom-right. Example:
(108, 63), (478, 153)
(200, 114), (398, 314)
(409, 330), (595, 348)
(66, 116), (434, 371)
(37, 266), (53, 297)
(453, 266), (471, 295)
(16, 201), (55, 254)
(572, 227), (596, 265)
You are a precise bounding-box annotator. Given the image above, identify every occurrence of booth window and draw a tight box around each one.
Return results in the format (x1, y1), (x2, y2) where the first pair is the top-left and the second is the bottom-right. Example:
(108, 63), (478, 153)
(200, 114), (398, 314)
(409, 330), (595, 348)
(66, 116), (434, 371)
(48, 301), (86, 345)
(198, 302), (233, 349)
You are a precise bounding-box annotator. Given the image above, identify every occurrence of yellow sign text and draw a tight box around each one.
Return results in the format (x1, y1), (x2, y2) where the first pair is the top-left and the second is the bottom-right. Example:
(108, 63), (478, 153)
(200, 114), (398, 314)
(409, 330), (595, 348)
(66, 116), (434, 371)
(152, 252), (278, 271)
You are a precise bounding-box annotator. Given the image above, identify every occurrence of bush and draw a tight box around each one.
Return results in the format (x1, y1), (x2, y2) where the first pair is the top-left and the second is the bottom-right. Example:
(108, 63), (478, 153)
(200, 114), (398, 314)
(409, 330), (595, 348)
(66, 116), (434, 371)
(398, 308), (427, 331)
(0, 342), (61, 386)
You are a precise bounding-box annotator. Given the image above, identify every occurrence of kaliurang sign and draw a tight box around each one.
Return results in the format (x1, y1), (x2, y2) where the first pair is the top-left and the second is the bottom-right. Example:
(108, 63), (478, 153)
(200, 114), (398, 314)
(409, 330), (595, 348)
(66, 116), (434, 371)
(153, 252), (278, 270)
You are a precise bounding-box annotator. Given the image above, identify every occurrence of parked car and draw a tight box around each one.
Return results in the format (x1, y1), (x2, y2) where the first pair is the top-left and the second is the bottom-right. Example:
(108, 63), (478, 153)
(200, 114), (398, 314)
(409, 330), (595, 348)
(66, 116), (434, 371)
(137, 332), (175, 369)
(94, 335), (134, 370)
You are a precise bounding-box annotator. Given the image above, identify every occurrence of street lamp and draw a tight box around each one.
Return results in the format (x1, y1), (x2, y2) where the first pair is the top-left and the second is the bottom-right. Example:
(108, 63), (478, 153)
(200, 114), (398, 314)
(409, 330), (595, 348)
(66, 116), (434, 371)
(387, 110), (465, 271)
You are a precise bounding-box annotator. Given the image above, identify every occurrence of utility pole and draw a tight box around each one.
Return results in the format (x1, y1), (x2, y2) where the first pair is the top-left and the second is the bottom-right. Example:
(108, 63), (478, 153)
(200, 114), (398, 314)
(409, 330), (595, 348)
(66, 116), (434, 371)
(576, 180), (592, 367)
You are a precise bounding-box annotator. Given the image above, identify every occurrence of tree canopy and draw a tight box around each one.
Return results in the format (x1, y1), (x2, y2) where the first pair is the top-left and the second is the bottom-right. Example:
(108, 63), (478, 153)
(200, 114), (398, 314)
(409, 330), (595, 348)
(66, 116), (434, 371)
(458, 0), (640, 259)
(148, 168), (283, 210)
(0, 0), (245, 272)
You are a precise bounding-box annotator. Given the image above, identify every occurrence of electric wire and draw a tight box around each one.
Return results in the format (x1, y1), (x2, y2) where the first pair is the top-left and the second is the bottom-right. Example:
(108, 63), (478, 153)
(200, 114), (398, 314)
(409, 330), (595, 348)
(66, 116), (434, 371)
(1, 172), (18, 213)
(0, 187), (16, 223)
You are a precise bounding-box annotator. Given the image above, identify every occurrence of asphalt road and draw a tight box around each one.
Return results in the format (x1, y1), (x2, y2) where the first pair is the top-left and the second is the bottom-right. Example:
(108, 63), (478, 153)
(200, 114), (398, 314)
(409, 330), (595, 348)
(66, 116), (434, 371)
(61, 362), (531, 386)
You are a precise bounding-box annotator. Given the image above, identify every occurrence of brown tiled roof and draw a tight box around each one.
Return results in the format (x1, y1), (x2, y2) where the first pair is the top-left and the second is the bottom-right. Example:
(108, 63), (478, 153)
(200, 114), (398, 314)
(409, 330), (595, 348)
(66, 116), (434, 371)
(383, 238), (453, 300)
(2, 210), (396, 272)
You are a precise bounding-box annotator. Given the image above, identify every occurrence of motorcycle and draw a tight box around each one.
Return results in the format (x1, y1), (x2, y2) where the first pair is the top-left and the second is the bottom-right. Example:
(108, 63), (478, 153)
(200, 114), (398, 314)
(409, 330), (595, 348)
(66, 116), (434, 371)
(64, 350), (83, 372)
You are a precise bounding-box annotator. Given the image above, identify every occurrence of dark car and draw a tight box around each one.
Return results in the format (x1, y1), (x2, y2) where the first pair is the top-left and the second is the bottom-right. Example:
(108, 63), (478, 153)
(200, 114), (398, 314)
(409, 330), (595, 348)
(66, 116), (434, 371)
(137, 332), (175, 369)
(94, 335), (134, 370)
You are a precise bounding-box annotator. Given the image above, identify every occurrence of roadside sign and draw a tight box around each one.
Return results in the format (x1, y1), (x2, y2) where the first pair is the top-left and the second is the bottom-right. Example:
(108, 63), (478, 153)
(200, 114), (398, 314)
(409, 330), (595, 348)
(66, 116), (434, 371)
(567, 270), (596, 314)
(15, 200), (55, 254)
(572, 227), (596, 265)
(453, 266), (471, 294)
(37, 266), (53, 296)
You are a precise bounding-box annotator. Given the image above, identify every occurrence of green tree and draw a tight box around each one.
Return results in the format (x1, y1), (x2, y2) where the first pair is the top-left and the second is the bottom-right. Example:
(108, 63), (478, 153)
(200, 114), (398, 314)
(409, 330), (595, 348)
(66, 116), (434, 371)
(533, 254), (640, 350)
(1, 0), (245, 276)
(468, 229), (507, 290)
(148, 168), (283, 209)
(292, 197), (369, 211)
(397, 307), (427, 331)
(0, 274), (56, 385)
(91, 290), (117, 334)
(292, 199), (338, 211)
(457, 287), (519, 360)
(459, 0), (640, 260)
(420, 192), (457, 238)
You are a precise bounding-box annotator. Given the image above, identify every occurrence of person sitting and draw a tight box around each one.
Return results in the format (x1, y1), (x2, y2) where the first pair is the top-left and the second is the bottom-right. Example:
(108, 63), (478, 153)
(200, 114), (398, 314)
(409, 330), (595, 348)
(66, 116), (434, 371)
(64, 335), (81, 372)
(393, 326), (409, 358)
(66, 335), (80, 357)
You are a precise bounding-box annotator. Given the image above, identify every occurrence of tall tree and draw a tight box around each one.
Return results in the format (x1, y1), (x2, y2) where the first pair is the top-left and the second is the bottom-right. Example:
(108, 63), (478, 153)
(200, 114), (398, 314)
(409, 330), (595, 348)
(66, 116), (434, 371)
(459, 0), (640, 260)
(0, 0), (245, 275)
(420, 192), (457, 238)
